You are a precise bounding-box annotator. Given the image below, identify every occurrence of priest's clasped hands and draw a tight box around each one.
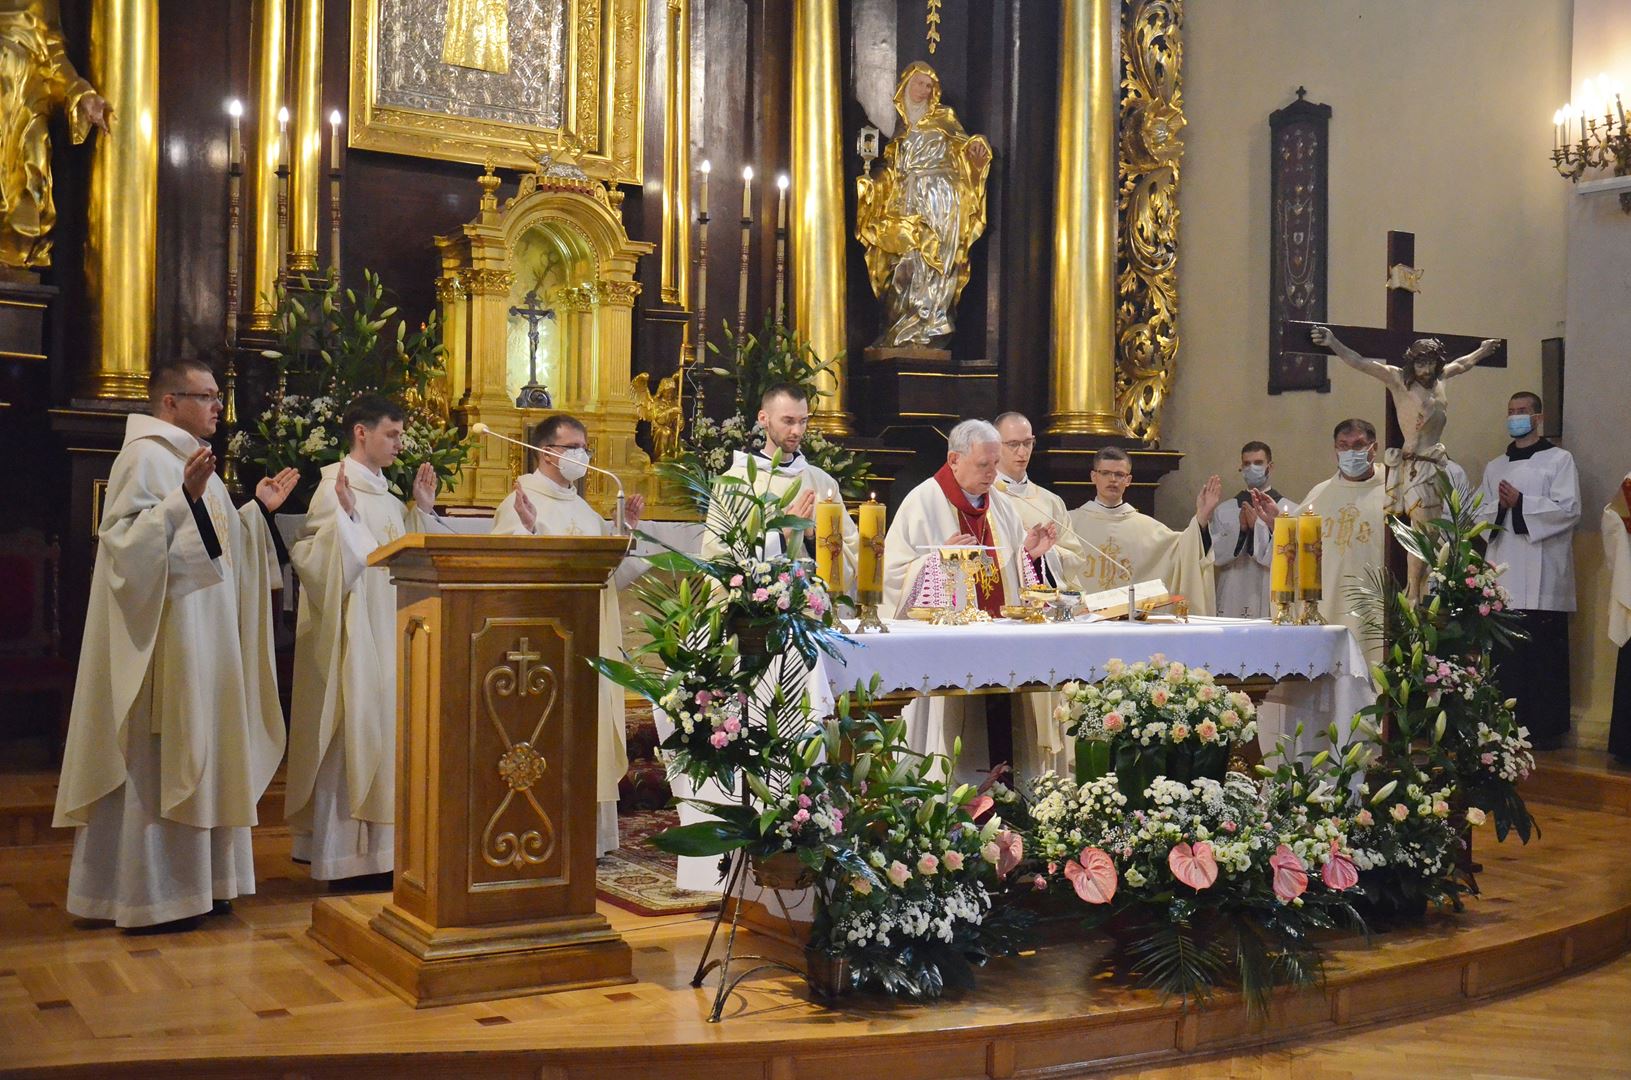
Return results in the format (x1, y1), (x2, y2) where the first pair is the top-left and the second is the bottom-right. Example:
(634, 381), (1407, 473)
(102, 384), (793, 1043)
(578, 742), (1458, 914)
(181, 447), (299, 513)
(508, 480), (644, 534)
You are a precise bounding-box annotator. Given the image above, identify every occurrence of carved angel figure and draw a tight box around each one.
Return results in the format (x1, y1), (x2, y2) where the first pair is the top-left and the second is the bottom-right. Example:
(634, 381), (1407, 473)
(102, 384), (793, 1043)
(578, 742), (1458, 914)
(631, 371), (682, 464)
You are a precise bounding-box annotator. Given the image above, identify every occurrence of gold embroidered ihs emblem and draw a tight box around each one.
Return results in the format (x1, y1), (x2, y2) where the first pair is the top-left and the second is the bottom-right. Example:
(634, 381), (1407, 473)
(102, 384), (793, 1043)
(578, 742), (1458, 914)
(205, 491), (233, 568)
(1324, 506), (1373, 552)
(1093, 540), (1125, 587)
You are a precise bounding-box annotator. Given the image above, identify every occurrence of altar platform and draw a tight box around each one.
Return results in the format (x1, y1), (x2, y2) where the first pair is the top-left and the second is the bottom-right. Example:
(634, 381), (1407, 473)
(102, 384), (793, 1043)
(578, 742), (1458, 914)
(2, 757), (1628, 1079)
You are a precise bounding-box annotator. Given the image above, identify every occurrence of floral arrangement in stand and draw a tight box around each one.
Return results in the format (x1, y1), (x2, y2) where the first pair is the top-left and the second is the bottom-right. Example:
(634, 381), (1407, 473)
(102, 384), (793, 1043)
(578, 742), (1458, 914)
(677, 316), (871, 498)
(227, 270), (473, 508)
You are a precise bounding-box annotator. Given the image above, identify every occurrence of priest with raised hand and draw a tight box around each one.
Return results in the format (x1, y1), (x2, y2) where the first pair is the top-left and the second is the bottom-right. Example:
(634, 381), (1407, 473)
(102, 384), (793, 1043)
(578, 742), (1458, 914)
(55, 359), (298, 930)
(882, 419), (1061, 779)
(1209, 441), (1297, 619)
(1475, 392), (1579, 750)
(1067, 447), (1221, 616)
(991, 411), (1085, 590)
(701, 382), (857, 585)
(490, 414), (647, 855)
(1257, 419), (1388, 661)
(285, 395), (446, 885)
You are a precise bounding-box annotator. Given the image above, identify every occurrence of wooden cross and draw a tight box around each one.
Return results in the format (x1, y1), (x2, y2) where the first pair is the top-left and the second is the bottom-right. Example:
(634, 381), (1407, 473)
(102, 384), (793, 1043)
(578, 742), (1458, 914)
(508, 289), (555, 409)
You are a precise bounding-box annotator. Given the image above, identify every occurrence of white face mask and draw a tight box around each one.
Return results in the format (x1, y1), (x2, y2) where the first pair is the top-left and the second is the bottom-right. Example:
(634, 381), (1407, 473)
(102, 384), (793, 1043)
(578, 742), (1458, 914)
(1242, 464), (1269, 489)
(1337, 448), (1372, 478)
(555, 448), (590, 482)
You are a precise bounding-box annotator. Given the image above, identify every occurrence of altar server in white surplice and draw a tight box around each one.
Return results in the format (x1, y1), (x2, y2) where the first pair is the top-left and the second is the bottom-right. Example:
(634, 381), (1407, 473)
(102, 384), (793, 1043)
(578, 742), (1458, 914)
(286, 395), (447, 882)
(55, 360), (298, 929)
(1475, 392), (1580, 750)
(490, 414), (647, 856)
(1067, 447), (1222, 615)
(1209, 441), (1297, 620)
(883, 419), (1062, 781)
(991, 411), (1085, 591)
(701, 383), (858, 585)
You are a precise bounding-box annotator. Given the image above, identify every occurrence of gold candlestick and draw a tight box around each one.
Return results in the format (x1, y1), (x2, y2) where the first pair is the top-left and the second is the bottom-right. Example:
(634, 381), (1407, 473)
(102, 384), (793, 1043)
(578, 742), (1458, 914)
(328, 110), (343, 279)
(225, 101), (243, 346)
(736, 165), (752, 339)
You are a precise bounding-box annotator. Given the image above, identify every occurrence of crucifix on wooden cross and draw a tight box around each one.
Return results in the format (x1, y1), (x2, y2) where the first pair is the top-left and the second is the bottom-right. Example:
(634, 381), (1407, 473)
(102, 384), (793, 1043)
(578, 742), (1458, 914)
(508, 288), (555, 409)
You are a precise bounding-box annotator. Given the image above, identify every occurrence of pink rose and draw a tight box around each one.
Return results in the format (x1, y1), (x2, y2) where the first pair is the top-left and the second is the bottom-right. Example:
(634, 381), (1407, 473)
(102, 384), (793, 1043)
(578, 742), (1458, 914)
(1151, 689), (1170, 707)
(1493, 601), (1504, 612)
(1031, 875), (1048, 892)
(917, 853), (939, 876)
(1390, 803), (1409, 822)
(1168, 841), (1219, 890)
(943, 850), (965, 871)
(798, 794), (811, 808)
(1480, 752), (1495, 765)
(729, 574), (744, 588)
(695, 689), (713, 705)
(752, 587), (770, 602)
(779, 573), (790, 584)
(1219, 709), (1239, 727)
(1432, 800), (1450, 817)
(1064, 847), (1118, 904)
(1355, 809), (1374, 827)
(1321, 842), (1359, 891)
(886, 861), (911, 887)
(1103, 713), (1125, 734)
(1270, 844), (1308, 902)
(1465, 807), (1487, 826)
(1465, 576), (1478, 587)
(995, 831), (1024, 877)
(1170, 723), (1191, 742)
(709, 731), (730, 748)
(851, 876), (872, 895)
(777, 595), (791, 610)
(792, 809), (809, 825)
(1221, 820), (1237, 833)
(1478, 603), (1491, 616)
(1196, 720), (1219, 743)
(722, 716), (741, 734)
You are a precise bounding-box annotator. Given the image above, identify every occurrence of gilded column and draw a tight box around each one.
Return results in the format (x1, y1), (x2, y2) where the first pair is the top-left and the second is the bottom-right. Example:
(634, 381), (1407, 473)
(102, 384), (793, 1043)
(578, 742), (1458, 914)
(790, 0), (850, 435)
(288, 0), (322, 273)
(1048, 0), (1124, 437)
(247, 0), (287, 330)
(83, 0), (158, 400)
(659, 0), (691, 310)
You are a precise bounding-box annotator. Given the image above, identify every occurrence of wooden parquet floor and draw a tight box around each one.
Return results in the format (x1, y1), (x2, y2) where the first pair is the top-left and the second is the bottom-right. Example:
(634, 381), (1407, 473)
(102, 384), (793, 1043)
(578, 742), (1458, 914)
(1, 786), (1628, 1078)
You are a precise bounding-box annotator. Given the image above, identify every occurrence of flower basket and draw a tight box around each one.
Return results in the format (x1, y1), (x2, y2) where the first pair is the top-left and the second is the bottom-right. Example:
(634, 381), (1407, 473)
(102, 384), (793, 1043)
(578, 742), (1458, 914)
(751, 850), (814, 891)
(803, 946), (853, 999)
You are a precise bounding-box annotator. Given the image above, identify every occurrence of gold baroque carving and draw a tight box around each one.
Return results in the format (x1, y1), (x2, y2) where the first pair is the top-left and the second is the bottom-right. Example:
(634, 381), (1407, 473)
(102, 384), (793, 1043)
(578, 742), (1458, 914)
(479, 636), (558, 870)
(458, 267), (516, 295)
(596, 279), (641, 307)
(348, 0), (644, 185)
(1116, 0), (1184, 444)
(434, 274), (466, 302)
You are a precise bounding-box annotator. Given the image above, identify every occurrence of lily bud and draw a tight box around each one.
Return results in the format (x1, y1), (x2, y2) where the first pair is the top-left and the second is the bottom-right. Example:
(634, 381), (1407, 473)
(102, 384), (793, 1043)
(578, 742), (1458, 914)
(1370, 780), (1398, 805)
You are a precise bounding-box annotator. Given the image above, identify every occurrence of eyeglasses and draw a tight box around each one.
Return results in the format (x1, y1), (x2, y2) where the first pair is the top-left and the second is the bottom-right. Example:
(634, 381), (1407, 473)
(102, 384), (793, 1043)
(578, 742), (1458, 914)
(1092, 469), (1132, 481)
(171, 391), (224, 404)
(1002, 438), (1036, 450)
(544, 444), (592, 459)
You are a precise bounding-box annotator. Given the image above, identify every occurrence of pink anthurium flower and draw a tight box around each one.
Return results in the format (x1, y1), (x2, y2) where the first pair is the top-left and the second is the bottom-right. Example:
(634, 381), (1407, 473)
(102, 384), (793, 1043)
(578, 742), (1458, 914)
(1063, 847), (1118, 904)
(1167, 841), (1218, 890)
(994, 830), (1023, 878)
(1321, 841), (1359, 891)
(1270, 844), (1308, 902)
(965, 795), (995, 823)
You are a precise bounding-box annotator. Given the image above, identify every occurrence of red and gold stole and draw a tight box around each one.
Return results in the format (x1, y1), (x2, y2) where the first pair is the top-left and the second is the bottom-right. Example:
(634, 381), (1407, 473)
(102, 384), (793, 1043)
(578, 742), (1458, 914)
(932, 463), (1005, 617)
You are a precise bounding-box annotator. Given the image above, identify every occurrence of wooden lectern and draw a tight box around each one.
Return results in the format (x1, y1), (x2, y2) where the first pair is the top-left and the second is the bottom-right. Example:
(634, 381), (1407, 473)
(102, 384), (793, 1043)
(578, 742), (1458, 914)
(311, 533), (634, 1007)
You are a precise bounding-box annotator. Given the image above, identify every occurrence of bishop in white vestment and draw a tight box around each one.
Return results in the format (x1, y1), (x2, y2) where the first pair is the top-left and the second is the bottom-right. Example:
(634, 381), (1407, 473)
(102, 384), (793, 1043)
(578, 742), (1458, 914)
(882, 420), (1060, 781)
(285, 397), (444, 880)
(992, 412), (1085, 589)
(490, 415), (646, 856)
(1475, 394), (1579, 749)
(1209, 441), (1297, 620)
(55, 361), (297, 928)
(1066, 447), (1221, 615)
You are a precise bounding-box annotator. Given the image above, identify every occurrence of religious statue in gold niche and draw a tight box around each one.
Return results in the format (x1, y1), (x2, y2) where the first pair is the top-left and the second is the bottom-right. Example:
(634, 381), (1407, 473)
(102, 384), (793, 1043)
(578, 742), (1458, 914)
(442, 0), (510, 75)
(855, 62), (991, 348)
(0, 0), (109, 271)
(630, 370), (682, 464)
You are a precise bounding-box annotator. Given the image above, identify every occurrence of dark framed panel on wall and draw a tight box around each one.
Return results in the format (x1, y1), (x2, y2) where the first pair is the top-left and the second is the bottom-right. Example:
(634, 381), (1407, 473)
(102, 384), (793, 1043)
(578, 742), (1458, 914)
(1268, 88), (1332, 394)
(1541, 336), (1565, 439)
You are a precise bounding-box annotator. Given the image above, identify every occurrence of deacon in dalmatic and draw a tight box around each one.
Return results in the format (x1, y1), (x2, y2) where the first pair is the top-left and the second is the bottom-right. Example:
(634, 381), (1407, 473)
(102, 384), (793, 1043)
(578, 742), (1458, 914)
(1264, 419), (1388, 662)
(991, 411), (1086, 590)
(1067, 447), (1222, 615)
(54, 360), (298, 929)
(702, 382), (857, 581)
(491, 414), (648, 855)
(285, 396), (446, 883)
(1476, 392), (1579, 750)
(1209, 441), (1297, 619)
(883, 419), (1062, 779)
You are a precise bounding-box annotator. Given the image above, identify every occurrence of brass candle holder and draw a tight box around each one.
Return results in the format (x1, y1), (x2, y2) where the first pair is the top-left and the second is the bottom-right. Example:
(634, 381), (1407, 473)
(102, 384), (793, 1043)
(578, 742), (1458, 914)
(853, 589), (888, 633)
(1271, 589), (1297, 626)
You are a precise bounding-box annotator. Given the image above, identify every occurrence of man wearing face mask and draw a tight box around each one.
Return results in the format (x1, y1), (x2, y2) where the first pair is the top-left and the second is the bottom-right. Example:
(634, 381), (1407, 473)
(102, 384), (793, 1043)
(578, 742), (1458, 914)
(286, 395), (447, 885)
(1475, 392), (1580, 750)
(490, 414), (648, 855)
(1267, 420), (1388, 662)
(1208, 442), (1297, 619)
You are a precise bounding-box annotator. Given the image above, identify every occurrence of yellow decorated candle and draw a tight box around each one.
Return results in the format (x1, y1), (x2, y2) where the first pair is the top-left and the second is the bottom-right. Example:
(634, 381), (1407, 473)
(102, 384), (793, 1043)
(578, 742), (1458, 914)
(1297, 510), (1323, 598)
(857, 494), (887, 596)
(815, 493), (845, 593)
(1270, 514), (1296, 597)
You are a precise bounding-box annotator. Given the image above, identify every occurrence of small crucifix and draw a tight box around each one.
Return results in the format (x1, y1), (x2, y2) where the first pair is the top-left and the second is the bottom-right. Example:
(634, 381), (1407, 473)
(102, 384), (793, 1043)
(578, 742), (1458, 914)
(509, 288), (555, 409)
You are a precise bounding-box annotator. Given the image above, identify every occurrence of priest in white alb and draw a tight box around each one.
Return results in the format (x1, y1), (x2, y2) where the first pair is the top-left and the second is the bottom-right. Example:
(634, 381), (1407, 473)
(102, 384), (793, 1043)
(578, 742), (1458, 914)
(490, 414), (647, 855)
(1067, 447), (1222, 615)
(54, 360), (298, 929)
(702, 383), (858, 583)
(1209, 440), (1297, 619)
(1475, 392), (1579, 749)
(285, 395), (447, 883)
(883, 419), (1061, 780)
(991, 411), (1085, 590)
(1605, 467), (1631, 765)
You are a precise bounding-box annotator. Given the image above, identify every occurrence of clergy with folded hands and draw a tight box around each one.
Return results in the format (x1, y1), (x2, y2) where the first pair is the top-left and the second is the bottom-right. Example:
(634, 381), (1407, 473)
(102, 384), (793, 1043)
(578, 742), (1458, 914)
(285, 395), (445, 884)
(1067, 447), (1222, 615)
(490, 414), (648, 855)
(882, 419), (1062, 779)
(55, 359), (298, 930)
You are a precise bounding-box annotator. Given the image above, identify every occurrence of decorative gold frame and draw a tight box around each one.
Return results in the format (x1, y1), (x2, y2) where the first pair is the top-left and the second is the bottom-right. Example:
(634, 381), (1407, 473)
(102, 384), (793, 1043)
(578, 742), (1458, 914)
(348, 0), (646, 184)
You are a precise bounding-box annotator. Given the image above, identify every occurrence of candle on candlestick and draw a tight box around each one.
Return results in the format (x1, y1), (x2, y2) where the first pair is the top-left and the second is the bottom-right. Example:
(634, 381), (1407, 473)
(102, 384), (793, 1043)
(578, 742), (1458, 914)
(736, 165), (753, 338)
(227, 99), (242, 165)
(1269, 514), (1296, 623)
(858, 494), (886, 595)
(815, 491), (844, 595)
(277, 105), (289, 169)
(329, 109), (342, 168)
(774, 173), (789, 326)
(775, 172), (788, 230)
(1296, 510), (1322, 597)
(698, 158), (710, 216)
(740, 164), (754, 221)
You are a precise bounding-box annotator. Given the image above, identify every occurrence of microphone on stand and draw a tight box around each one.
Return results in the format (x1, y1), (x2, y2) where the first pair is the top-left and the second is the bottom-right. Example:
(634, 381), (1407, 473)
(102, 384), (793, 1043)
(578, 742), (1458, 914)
(469, 423), (630, 536)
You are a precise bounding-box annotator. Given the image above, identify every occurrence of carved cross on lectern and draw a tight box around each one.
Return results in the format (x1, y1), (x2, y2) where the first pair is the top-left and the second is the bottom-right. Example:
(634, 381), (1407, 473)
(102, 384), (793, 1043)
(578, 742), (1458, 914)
(508, 288), (555, 409)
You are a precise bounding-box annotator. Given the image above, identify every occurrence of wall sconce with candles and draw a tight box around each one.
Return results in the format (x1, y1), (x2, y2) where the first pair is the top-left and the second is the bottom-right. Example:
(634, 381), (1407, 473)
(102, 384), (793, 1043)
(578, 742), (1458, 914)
(1552, 74), (1631, 213)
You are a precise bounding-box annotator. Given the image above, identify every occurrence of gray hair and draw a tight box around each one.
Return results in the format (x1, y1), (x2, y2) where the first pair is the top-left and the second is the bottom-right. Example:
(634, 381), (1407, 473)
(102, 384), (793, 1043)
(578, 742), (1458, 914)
(947, 419), (1000, 455)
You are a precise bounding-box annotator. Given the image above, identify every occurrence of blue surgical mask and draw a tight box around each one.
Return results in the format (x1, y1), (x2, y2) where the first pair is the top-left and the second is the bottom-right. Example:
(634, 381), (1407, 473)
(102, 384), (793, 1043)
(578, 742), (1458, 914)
(1242, 464), (1269, 488)
(1337, 448), (1372, 478)
(1506, 414), (1534, 438)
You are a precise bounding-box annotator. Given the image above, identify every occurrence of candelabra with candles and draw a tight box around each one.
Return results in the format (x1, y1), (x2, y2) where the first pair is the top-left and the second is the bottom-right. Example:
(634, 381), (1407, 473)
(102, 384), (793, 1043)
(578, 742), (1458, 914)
(1552, 76), (1631, 213)
(223, 99), (245, 494)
